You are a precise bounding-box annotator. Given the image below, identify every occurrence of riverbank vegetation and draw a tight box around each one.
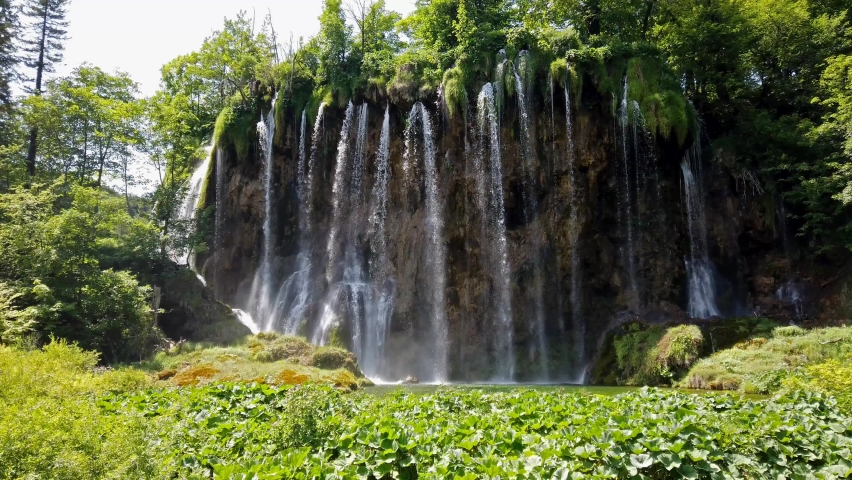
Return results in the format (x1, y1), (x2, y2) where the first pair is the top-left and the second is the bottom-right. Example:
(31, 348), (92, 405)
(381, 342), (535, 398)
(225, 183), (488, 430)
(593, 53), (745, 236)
(2, 341), (851, 478)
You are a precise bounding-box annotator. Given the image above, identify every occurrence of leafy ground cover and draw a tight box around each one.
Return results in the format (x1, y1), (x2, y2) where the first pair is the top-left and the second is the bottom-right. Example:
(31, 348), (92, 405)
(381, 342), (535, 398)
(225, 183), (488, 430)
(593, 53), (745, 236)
(3, 340), (852, 479)
(108, 384), (852, 479)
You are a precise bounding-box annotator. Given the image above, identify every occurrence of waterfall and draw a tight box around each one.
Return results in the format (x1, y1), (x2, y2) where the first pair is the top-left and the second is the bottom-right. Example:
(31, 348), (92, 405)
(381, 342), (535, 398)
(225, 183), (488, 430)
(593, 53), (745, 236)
(325, 101), (356, 287)
(406, 102), (449, 383)
(249, 97), (277, 329)
(173, 147), (212, 271)
(272, 105), (324, 334)
(315, 103), (375, 364)
(233, 309), (261, 334)
(342, 103), (369, 364)
(214, 147), (225, 300)
(619, 77), (639, 309)
(476, 84), (515, 381)
(565, 81), (585, 382)
(513, 53), (549, 379)
(681, 141), (720, 318)
(362, 105), (395, 378)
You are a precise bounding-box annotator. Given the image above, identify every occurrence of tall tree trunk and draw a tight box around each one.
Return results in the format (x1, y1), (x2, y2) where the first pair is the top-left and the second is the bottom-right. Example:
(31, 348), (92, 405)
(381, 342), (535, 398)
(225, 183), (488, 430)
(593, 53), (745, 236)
(586, 0), (602, 36)
(25, 127), (37, 176)
(25, 6), (49, 179)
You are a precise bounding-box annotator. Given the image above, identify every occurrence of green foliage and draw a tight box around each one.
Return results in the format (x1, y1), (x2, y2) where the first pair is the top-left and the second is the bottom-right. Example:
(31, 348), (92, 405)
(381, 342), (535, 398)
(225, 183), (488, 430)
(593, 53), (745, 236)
(103, 384), (852, 478)
(0, 182), (160, 361)
(0, 341), (160, 479)
(784, 358), (852, 414)
(213, 105), (256, 161)
(626, 57), (691, 144)
(3, 341), (852, 478)
(683, 326), (852, 394)
(613, 323), (705, 386)
(441, 66), (466, 118)
(21, 64), (144, 186)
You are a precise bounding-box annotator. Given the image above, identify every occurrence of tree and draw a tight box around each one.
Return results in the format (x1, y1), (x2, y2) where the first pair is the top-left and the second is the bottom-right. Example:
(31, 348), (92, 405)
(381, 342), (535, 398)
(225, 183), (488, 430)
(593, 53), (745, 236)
(0, 182), (160, 360)
(22, 65), (144, 188)
(0, 0), (18, 137)
(21, 0), (70, 178)
(317, 0), (351, 94)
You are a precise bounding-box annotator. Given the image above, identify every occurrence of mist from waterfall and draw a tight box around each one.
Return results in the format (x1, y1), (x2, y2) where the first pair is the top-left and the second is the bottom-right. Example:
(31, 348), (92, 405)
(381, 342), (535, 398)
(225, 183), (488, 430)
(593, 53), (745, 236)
(681, 140), (720, 319)
(476, 83), (515, 381)
(514, 52), (549, 380)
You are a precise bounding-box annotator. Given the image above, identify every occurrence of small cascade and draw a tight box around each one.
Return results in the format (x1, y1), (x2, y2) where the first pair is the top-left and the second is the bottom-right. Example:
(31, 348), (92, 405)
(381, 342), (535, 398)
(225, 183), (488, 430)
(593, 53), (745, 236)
(476, 83), (514, 381)
(681, 141), (720, 318)
(173, 147), (212, 268)
(407, 102), (449, 383)
(776, 280), (805, 321)
(248, 97), (277, 329)
(214, 147), (225, 300)
(272, 105), (324, 334)
(363, 105), (395, 378)
(618, 78), (640, 309)
(325, 101), (356, 287)
(513, 53), (549, 379)
(565, 80), (585, 382)
(232, 309), (261, 335)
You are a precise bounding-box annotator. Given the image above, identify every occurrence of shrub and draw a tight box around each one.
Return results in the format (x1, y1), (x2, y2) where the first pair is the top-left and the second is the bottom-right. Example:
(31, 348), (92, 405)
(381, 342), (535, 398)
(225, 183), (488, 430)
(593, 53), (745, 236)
(308, 346), (361, 376)
(774, 325), (807, 337)
(613, 323), (704, 386)
(0, 342), (163, 478)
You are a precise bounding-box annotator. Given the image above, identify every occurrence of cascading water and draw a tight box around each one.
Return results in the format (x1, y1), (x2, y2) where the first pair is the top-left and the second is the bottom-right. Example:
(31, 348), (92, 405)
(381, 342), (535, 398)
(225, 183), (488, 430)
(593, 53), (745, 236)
(272, 105), (324, 334)
(341, 103), (369, 364)
(476, 84), (514, 381)
(618, 78), (640, 309)
(681, 140), (720, 318)
(248, 97), (277, 329)
(514, 53), (549, 379)
(407, 102), (449, 383)
(362, 105), (395, 378)
(315, 102), (356, 346)
(214, 147), (225, 300)
(173, 147), (212, 272)
(565, 80), (586, 382)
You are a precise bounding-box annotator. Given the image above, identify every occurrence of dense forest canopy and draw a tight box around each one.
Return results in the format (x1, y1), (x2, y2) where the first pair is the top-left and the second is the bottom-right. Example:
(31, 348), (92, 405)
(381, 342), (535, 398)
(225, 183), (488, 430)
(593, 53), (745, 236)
(0, 0), (849, 357)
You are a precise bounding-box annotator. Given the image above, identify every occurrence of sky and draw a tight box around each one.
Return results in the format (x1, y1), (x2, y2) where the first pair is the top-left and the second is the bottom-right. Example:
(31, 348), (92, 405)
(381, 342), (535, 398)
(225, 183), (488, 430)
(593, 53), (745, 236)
(59, 0), (416, 96)
(52, 0), (415, 194)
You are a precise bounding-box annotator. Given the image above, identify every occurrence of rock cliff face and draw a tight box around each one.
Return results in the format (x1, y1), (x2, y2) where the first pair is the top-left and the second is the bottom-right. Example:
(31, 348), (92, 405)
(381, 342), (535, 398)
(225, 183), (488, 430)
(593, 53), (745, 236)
(198, 76), (814, 383)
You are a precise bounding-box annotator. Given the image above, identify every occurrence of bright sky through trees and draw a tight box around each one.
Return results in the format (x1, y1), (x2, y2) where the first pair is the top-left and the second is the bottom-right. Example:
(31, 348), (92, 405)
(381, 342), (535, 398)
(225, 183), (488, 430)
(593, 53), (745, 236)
(60, 0), (415, 96)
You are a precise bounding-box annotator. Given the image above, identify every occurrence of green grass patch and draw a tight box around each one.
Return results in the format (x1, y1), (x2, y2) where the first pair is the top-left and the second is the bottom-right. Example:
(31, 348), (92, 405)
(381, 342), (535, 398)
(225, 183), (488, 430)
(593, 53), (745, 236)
(681, 326), (852, 394)
(136, 332), (368, 390)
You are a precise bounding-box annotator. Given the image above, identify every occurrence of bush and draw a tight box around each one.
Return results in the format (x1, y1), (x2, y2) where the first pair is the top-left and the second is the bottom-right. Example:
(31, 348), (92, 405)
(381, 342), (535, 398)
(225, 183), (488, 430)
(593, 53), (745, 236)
(0, 341), (162, 478)
(613, 323), (704, 386)
(784, 359), (852, 414)
(308, 346), (361, 376)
